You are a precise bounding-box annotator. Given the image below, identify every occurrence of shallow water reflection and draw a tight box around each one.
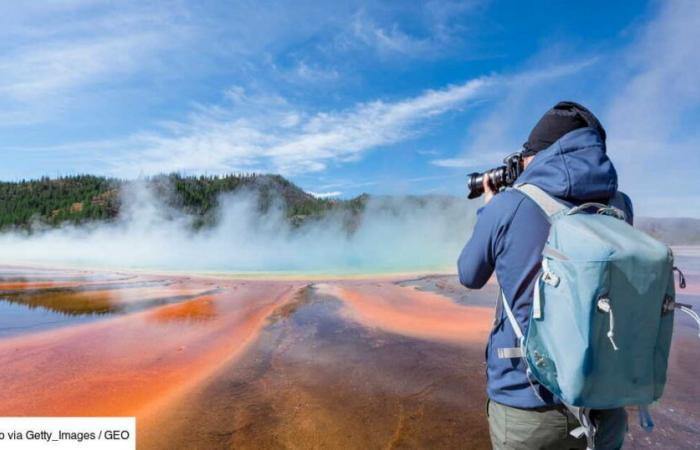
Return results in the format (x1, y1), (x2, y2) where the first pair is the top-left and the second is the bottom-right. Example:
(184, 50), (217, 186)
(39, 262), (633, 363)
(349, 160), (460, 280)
(0, 300), (100, 338)
(0, 269), (222, 335)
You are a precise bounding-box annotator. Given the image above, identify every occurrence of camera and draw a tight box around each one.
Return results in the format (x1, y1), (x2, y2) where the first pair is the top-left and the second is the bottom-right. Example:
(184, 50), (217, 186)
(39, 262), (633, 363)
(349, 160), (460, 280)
(467, 152), (524, 199)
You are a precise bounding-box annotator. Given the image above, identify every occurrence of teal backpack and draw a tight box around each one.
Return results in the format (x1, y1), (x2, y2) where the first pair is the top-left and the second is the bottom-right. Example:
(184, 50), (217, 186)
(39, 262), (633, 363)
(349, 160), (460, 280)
(498, 184), (699, 449)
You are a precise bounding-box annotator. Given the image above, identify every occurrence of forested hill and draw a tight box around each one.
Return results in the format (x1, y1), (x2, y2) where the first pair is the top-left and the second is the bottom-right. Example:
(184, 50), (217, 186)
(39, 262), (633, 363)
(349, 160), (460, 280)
(0, 174), (697, 244)
(0, 175), (119, 228)
(0, 174), (366, 230)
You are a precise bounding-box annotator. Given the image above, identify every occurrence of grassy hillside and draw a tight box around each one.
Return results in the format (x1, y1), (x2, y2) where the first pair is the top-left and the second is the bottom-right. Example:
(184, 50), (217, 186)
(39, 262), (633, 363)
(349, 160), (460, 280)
(0, 174), (367, 231)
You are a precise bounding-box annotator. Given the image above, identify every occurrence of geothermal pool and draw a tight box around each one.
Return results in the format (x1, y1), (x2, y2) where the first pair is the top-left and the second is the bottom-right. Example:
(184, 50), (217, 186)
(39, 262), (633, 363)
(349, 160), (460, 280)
(0, 255), (699, 449)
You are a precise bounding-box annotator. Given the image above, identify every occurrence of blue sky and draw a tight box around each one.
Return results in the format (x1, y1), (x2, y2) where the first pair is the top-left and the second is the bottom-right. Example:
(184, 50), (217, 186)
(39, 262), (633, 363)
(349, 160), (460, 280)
(1, 0), (699, 217)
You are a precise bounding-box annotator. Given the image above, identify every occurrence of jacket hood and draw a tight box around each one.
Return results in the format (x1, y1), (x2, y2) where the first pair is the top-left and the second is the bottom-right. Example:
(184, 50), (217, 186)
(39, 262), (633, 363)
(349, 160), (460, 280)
(516, 127), (618, 203)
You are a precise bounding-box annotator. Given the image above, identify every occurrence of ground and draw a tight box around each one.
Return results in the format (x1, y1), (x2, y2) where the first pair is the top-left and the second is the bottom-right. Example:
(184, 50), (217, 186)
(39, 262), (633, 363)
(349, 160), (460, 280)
(0, 252), (698, 449)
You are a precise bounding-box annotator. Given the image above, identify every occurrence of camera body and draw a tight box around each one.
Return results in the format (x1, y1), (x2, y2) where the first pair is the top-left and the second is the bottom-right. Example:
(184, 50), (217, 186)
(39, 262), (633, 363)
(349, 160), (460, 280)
(467, 152), (524, 199)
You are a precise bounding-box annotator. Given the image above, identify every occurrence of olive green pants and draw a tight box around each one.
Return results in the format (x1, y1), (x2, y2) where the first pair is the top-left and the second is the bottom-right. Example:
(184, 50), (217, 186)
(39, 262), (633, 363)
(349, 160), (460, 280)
(487, 400), (627, 450)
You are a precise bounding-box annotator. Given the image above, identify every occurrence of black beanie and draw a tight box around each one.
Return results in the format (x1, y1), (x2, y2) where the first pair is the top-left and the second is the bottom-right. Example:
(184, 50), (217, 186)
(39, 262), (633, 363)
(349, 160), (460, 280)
(522, 101), (606, 156)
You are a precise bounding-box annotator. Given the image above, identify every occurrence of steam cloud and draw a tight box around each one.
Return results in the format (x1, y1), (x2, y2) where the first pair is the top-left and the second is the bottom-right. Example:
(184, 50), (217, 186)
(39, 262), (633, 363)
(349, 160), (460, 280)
(0, 182), (476, 274)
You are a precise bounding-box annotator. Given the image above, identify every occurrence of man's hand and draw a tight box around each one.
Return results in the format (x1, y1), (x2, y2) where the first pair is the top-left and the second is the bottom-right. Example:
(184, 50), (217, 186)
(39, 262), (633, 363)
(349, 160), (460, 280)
(483, 173), (495, 205)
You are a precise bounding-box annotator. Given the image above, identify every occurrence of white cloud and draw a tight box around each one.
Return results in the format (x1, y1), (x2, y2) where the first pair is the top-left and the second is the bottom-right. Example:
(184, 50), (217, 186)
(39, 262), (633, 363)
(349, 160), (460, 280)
(602, 0), (700, 216)
(0, 33), (165, 101)
(101, 77), (494, 176)
(426, 58), (598, 172)
(344, 2), (482, 58)
(351, 16), (435, 56)
(425, 0), (700, 216)
(24, 60), (592, 179)
(607, 0), (700, 143)
(0, 1), (188, 125)
(307, 191), (342, 199)
(603, 1), (700, 172)
(430, 155), (501, 168)
(291, 62), (340, 83)
(430, 159), (463, 169)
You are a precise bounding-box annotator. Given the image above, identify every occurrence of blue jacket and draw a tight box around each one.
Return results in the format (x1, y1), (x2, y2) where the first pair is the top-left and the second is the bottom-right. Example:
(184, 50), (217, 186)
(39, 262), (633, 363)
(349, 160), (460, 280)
(457, 127), (633, 408)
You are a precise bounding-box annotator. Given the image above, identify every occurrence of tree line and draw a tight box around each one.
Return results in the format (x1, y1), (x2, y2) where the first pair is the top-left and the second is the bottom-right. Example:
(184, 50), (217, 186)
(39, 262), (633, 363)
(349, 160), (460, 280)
(0, 174), (367, 231)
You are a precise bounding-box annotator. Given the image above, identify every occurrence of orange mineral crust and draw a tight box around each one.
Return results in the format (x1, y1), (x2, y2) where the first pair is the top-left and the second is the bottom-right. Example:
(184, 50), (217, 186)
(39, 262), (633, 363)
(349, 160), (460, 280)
(139, 284), (493, 450)
(318, 282), (493, 345)
(0, 267), (698, 450)
(0, 279), (302, 420)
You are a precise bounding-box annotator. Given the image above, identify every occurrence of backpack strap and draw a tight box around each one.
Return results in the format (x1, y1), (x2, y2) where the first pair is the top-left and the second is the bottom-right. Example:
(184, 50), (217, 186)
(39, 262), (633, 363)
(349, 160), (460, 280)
(497, 289), (525, 358)
(638, 404), (655, 432)
(569, 403), (644, 449)
(513, 184), (568, 221)
(498, 289), (545, 402)
(566, 404), (597, 450)
(605, 191), (629, 222)
(608, 190), (626, 211)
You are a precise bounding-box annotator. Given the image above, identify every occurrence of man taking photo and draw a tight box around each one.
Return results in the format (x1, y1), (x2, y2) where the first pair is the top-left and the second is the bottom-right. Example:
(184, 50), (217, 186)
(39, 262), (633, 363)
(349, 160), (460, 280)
(458, 101), (631, 449)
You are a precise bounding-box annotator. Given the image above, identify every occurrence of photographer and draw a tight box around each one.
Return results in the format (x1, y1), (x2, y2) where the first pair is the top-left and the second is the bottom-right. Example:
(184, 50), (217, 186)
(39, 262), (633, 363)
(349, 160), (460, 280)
(458, 102), (632, 449)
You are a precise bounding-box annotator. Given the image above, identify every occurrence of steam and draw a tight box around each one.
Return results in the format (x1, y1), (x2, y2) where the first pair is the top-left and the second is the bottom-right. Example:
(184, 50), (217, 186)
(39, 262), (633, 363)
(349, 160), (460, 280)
(0, 182), (477, 274)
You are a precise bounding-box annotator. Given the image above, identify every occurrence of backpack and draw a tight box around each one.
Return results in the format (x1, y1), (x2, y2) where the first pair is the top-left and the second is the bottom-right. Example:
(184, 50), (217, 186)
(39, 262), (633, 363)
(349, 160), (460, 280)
(497, 183), (699, 450)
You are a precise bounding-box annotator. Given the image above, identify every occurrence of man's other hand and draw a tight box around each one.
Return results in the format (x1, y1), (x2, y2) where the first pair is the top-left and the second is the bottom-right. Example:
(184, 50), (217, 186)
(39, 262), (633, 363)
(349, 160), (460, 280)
(483, 173), (495, 205)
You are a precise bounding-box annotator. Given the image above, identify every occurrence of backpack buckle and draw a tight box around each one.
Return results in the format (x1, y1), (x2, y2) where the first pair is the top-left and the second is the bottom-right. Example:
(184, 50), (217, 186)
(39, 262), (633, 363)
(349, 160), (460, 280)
(662, 295), (675, 314)
(542, 270), (559, 287)
(541, 259), (560, 287)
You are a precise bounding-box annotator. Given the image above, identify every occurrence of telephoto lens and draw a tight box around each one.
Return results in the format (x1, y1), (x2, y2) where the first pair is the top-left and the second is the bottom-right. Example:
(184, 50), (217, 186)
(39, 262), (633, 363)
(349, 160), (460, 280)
(467, 166), (507, 199)
(467, 172), (485, 199)
(466, 152), (523, 199)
